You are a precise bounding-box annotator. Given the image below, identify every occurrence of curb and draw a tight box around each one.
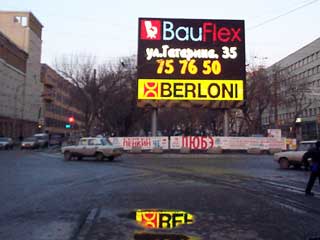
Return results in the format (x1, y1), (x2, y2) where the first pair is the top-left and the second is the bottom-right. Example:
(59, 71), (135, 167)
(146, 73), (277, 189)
(75, 208), (99, 240)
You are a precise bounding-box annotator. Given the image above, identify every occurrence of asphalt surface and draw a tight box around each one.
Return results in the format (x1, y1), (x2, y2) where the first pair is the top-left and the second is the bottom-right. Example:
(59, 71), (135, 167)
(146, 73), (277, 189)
(0, 149), (320, 240)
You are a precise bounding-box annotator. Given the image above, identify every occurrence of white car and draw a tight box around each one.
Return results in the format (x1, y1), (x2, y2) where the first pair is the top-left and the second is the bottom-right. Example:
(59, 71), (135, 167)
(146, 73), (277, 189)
(273, 140), (316, 169)
(21, 137), (40, 149)
(61, 137), (122, 161)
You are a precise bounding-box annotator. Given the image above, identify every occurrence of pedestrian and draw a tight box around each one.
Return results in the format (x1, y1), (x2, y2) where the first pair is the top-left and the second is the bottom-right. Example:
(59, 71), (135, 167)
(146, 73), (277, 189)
(304, 140), (320, 196)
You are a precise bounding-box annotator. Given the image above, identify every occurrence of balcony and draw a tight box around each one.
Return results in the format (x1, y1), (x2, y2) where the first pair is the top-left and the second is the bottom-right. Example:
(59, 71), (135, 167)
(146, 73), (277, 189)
(41, 75), (55, 87)
(42, 90), (55, 102)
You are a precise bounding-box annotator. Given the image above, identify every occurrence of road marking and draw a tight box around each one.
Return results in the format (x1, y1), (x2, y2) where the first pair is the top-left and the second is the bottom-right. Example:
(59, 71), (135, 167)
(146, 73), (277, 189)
(35, 152), (62, 159)
(258, 179), (320, 195)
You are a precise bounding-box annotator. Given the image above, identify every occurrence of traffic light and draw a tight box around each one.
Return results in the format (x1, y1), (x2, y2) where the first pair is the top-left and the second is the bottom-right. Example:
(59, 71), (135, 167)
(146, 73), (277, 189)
(66, 116), (75, 129)
(68, 116), (75, 123)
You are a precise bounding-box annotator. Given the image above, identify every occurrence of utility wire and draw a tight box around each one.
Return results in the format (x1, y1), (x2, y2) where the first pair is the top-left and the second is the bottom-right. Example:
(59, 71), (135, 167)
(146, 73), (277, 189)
(248, 0), (319, 30)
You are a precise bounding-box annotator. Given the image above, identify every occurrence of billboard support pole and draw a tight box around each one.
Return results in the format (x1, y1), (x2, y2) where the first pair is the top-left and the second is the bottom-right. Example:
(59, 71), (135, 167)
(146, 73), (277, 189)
(223, 109), (229, 136)
(151, 108), (158, 136)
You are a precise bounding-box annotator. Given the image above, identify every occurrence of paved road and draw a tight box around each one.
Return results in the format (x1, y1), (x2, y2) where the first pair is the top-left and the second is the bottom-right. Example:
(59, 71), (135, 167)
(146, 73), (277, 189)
(0, 150), (319, 240)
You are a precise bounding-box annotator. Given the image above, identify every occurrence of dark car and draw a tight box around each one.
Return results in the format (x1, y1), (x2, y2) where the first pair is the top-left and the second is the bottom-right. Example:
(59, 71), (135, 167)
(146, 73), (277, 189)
(21, 137), (40, 149)
(0, 137), (14, 150)
(34, 133), (49, 148)
(49, 134), (64, 146)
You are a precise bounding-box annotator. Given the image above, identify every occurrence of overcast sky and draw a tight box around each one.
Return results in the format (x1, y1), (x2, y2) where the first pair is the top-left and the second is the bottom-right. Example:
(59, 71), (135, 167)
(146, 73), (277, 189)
(1, 0), (319, 66)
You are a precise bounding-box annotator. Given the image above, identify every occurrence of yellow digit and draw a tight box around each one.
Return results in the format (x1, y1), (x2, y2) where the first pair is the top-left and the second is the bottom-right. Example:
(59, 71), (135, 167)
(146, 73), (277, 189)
(179, 60), (188, 74)
(188, 59), (198, 74)
(165, 59), (174, 74)
(212, 60), (221, 75)
(202, 60), (211, 75)
(156, 59), (165, 74)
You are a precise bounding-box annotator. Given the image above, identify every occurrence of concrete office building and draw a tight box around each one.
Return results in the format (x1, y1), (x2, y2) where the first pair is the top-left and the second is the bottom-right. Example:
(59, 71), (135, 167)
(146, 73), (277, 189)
(0, 11), (43, 138)
(262, 37), (320, 140)
(41, 64), (84, 136)
(0, 32), (28, 137)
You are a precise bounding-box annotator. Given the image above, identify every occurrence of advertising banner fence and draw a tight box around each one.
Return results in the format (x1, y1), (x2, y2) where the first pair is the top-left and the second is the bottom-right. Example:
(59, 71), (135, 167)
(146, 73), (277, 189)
(109, 136), (287, 151)
(109, 137), (169, 150)
(170, 136), (286, 150)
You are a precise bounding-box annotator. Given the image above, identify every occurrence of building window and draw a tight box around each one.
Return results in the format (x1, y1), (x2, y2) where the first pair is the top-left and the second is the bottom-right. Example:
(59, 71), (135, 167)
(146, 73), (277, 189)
(14, 16), (27, 27)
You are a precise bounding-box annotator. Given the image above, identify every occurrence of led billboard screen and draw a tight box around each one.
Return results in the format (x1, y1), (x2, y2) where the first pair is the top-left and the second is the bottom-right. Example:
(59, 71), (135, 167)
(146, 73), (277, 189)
(137, 18), (245, 108)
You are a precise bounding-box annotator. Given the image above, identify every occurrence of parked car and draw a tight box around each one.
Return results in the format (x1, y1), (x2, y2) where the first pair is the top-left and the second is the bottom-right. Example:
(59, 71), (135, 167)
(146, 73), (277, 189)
(34, 133), (49, 148)
(21, 137), (40, 149)
(61, 137), (122, 161)
(0, 137), (14, 150)
(273, 140), (316, 169)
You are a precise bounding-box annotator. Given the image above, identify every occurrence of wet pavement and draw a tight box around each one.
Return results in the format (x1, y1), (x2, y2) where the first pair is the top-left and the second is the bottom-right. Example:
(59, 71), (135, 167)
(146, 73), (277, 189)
(0, 150), (319, 239)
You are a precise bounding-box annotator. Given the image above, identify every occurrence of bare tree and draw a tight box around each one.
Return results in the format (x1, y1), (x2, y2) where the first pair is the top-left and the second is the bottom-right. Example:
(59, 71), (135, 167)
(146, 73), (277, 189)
(241, 66), (272, 135)
(55, 54), (101, 136)
(97, 56), (145, 136)
(157, 108), (221, 136)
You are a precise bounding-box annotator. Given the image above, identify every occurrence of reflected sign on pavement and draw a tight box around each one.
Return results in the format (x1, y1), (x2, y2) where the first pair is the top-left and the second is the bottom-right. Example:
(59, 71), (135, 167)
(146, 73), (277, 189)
(135, 209), (194, 229)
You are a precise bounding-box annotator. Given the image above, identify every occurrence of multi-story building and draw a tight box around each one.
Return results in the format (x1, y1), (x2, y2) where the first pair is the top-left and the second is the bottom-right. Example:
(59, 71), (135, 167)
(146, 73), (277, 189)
(0, 31), (28, 137)
(0, 11), (42, 138)
(262, 37), (320, 140)
(41, 64), (84, 137)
